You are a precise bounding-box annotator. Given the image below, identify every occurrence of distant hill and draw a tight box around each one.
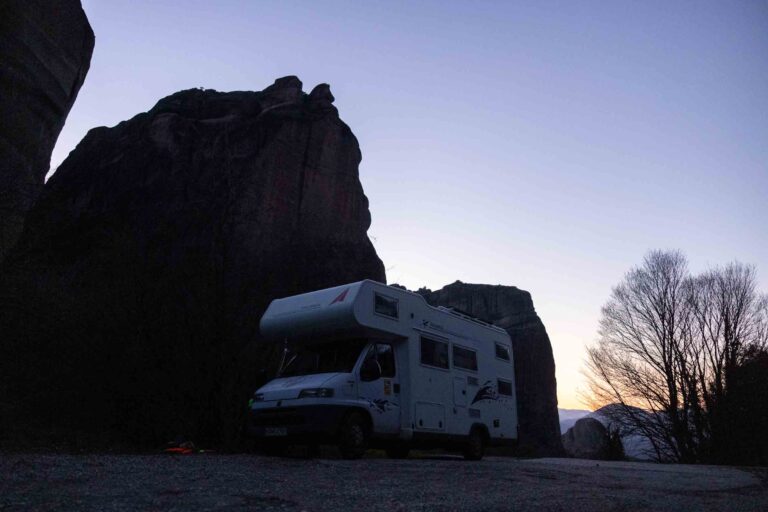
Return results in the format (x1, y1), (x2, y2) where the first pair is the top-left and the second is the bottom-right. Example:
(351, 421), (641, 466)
(558, 408), (591, 433)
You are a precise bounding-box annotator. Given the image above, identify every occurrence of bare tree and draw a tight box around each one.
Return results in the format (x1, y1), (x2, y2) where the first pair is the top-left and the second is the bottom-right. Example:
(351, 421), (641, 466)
(586, 250), (698, 462)
(586, 251), (768, 463)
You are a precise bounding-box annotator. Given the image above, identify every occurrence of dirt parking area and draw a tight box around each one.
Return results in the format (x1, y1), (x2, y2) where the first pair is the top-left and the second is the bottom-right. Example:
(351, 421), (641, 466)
(1, 453), (766, 511)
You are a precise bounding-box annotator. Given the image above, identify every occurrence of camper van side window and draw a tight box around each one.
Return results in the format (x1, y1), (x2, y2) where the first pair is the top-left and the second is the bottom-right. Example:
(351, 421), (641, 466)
(497, 378), (513, 396)
(495, 343), (511, 362)
(374, 293), (399, 319)
(452, 345), (478, 371)
(420, 337), (449, 369)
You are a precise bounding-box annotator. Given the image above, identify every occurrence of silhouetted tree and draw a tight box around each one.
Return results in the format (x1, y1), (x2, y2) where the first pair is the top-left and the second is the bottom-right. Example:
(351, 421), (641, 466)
(586, 250), (767, 464)
(604, 424), (626, 461)
(718, 347), (768, 465)
(689, 262), (768, 461)
(586, 250), (699, 462)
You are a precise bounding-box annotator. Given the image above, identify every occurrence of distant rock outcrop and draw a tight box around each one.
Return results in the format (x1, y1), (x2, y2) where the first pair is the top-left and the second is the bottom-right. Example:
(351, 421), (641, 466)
(0, 77), (385, 446)
(561, 417), (611, 460)
(418, 281), (563, 456)
(559, 408), (591, 434)
(589, 404), (659, 461)
(0, 0), (94, 262)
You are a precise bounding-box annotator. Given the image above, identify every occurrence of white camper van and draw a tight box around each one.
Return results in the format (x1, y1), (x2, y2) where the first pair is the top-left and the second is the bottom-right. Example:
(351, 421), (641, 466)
(247, 280), (518, 460)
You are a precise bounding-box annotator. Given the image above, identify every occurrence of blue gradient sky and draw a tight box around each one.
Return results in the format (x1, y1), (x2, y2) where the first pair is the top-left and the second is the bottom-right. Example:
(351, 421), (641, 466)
(54, 1), (768, 408)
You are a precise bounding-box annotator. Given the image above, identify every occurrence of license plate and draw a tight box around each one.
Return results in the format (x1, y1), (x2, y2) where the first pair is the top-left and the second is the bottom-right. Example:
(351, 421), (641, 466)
(264, 427), (287, 437)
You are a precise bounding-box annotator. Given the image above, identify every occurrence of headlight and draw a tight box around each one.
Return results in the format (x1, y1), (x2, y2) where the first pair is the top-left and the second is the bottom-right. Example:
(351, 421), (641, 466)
(298, 388), (334, 398)
(252, 393), (264, 402)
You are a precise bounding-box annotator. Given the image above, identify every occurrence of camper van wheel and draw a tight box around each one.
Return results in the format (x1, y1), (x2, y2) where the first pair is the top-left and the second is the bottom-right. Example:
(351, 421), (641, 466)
(260, 443), (288, 457)
(385, 444), (410, 459)
(305, 444), (321, 458)
(338, 412), (369, 459)
(463, 427), (486, 461)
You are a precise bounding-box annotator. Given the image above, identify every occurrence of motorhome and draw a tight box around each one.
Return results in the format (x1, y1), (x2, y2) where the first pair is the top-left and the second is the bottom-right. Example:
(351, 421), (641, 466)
(248, 280), (518, 460)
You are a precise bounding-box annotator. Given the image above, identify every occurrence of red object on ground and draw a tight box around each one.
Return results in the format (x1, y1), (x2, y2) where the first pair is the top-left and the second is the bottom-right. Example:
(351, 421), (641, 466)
(164, 447), (195, 455)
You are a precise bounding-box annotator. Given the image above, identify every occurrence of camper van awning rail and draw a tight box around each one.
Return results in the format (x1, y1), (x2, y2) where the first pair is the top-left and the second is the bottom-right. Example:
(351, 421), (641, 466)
(435, 306), (504, 332)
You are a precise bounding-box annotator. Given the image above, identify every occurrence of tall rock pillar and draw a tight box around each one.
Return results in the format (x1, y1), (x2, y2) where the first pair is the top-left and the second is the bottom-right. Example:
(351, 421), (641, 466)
(0, 0), (94, 262)
(419, 281), (563, 456)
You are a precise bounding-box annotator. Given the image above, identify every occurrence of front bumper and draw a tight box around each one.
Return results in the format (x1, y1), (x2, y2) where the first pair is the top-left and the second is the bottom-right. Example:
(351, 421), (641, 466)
(247, 404), (350, 441)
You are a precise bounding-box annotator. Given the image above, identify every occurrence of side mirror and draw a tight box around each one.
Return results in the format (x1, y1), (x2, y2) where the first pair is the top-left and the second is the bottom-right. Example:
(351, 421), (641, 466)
(360, 359), (382, 382)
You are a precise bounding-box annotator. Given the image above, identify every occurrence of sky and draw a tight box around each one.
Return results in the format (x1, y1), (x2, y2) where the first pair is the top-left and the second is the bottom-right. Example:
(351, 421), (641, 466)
(54, 0), (768, 409)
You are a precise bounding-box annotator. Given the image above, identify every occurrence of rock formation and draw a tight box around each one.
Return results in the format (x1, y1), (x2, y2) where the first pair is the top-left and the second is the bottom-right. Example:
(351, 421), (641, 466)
(0, 77), (385, 447)
(590, 405), (660, 461)
(418, 281), (563, 456)
(561, 417), (611, 460)
(0, 0), (94, 262)
(558, 408), (591, 434)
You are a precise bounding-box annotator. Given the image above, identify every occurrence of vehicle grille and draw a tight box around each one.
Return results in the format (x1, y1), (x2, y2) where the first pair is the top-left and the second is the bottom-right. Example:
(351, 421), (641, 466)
(251, 408), (306, 427)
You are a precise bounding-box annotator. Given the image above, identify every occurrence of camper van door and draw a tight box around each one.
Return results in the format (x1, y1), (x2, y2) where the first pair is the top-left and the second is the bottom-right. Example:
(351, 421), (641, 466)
(357, 342), (400, 434)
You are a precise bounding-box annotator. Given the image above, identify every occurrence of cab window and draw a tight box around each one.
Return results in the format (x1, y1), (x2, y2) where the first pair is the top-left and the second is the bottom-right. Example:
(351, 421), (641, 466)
(362, 343), (396, 378)
(281, 339), (367, 377)
(376, 344), (396, 377)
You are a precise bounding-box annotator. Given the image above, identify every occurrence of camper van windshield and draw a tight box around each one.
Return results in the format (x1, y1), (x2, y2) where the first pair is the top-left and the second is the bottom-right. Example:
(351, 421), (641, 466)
(281, 339), (367, 377)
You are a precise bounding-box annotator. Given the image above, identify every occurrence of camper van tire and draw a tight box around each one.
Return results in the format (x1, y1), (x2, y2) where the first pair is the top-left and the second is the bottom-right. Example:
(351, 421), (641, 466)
(338, 411), (370, 459)
(385, 444), (411, 459)
(463, 426), (488, 461)
(260, 442), (288, 457)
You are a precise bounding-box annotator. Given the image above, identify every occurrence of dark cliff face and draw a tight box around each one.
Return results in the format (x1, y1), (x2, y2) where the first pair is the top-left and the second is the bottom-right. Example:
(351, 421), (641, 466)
(418, 281), (563, 456)
(0, 0), (94, 262)
(0, 77), (385, 447)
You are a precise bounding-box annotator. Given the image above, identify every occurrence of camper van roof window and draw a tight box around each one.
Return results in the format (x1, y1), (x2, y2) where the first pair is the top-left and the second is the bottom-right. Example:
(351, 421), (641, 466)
(374, 292), (399, 319)
(495, 343), (511, 362)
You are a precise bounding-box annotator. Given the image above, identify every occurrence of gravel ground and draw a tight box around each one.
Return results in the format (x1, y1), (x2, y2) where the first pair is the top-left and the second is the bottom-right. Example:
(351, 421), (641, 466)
(1, 453), (766, 511)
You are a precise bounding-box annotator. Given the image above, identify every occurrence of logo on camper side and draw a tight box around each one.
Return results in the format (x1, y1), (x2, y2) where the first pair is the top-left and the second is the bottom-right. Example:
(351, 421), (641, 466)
(329, 288), (350, 305)
(422, 320), (445, 331)
(471, 381), (498, 404)
(366, 398), (397, 414)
